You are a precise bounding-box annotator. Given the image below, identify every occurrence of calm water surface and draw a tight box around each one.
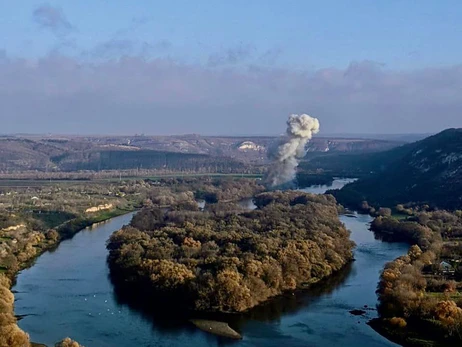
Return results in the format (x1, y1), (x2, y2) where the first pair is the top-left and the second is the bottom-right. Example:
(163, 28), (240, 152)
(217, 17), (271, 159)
(300, 177), (357, 194)
(14, 180), (408, 347)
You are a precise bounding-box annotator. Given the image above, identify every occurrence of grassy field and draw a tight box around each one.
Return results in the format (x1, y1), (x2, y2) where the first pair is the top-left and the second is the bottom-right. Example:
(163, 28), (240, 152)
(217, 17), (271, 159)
(425, 291), (461, 300)
(0, 179), (91, 187)
(391, 213), (410, 220)
(32, 211), (77, 229)
(146, 173), (263, 179)
(0, 173), (263, 187)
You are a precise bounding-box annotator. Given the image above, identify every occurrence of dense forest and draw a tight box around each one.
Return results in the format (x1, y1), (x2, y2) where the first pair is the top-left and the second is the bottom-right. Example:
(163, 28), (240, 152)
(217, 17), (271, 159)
(0, 274), (30, 346)
(107, 190), (354, 312)
(370, 208), (462, 345)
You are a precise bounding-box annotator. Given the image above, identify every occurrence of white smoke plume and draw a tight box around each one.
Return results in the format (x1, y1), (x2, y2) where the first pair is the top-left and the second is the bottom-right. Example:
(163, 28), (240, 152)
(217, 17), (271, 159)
(265, 114), (320, 187)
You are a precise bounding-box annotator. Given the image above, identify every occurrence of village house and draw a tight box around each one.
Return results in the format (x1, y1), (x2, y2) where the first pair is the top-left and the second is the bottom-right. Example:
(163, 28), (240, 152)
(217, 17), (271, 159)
(439, 261), (456, 275)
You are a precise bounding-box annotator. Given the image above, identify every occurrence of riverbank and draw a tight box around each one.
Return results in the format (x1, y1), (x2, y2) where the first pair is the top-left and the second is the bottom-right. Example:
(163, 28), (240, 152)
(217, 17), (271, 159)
(296, 172), (334, 188)
(3, 207), (135, 282)
(2, 208), (135, 347)
(54, 208), (135, 241)
(368, 209), (462, 346)
(12, 178), (408, 346)
(368, 318), (455, 347)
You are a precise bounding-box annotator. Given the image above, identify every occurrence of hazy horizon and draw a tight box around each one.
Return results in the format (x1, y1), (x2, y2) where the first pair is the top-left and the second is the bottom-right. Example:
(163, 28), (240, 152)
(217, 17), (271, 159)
(1, 1), (461, 135)
(0, 130), (434, 140)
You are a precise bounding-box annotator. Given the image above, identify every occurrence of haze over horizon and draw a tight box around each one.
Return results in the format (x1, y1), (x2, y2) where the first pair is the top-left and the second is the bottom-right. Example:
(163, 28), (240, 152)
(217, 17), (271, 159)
(0, 131), (434, 141)
(1, 1), (461, 135)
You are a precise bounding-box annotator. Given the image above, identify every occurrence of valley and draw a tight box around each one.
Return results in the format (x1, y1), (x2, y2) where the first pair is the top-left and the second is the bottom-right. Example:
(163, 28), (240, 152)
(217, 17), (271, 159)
(12, 179), (407, 347)
(0, 129), (461, 347)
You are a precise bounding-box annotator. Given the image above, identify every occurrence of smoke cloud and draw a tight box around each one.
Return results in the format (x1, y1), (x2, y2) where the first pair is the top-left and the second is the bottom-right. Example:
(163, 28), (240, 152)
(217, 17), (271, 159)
(265, 114), (320, 187)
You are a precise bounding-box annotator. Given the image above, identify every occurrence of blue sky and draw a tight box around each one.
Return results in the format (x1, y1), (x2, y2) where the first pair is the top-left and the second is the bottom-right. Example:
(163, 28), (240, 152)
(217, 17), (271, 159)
(2, 0), (461, 69)
(0, 1), (461, 135)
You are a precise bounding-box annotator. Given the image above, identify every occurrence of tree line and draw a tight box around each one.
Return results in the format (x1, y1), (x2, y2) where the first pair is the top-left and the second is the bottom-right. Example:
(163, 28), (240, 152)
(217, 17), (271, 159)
(373, 207), (462, 345)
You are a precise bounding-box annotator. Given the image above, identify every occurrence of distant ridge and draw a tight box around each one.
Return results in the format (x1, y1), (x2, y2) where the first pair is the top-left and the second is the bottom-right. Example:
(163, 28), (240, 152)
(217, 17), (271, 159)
(0, 135), (400, 171)
(319, 133), (432, 142)
(0, 132), (431, 141)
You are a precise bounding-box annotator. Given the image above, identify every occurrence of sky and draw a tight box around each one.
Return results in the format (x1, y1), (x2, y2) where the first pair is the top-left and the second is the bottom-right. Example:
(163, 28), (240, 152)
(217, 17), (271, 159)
(1, 0), (461, 135)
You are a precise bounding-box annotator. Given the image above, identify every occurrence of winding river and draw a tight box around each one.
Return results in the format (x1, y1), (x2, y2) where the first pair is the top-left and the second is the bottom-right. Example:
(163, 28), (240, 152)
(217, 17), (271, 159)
(14, 180), (408, 347)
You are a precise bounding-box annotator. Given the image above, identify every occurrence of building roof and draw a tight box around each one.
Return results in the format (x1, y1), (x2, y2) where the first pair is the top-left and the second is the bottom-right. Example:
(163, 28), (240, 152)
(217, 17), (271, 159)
(439, 261), (454, 269)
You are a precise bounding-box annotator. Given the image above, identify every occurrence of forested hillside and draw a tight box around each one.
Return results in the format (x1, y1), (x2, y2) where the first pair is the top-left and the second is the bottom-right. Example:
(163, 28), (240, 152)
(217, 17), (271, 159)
(328, 129), (462, 209)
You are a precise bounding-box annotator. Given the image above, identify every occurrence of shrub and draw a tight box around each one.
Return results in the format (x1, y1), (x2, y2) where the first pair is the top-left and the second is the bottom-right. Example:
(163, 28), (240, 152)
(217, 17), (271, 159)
(389, 317), (407, 328)
(55, 337), (84, 347)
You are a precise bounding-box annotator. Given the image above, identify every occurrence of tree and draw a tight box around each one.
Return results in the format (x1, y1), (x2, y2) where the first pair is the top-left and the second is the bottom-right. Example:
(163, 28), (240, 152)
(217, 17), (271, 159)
(46, 229), (60, 242)
(0, 275), (30, 347)
(378, 207), (392, 217)
(434, 300), (462, 336)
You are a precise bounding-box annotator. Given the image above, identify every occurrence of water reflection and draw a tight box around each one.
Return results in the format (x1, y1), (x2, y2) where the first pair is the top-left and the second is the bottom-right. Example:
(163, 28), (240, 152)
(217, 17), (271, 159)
(233, 262), (354, 325)
(299, 177), (357, 195)
(109, 274), (239, 346)
(109, 261), (353, 336)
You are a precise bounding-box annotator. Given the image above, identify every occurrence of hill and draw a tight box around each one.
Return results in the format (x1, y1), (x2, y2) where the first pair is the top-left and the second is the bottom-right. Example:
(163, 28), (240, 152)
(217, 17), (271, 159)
(0, 135), (401, 172)
(328, 129), (462, 209)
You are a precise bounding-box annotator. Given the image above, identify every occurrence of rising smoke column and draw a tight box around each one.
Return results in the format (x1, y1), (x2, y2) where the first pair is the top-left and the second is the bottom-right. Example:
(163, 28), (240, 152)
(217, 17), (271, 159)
(265, 114), (320, 187)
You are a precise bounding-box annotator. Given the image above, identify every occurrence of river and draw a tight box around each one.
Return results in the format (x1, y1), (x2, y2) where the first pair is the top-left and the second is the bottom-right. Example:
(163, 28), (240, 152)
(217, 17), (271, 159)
(13, 180), (409, 347)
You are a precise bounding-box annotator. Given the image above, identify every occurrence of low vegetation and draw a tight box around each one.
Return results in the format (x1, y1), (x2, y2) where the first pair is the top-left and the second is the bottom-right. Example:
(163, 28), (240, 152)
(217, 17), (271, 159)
(107, 190), (354, 313)
(54, 338), (84, 347)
